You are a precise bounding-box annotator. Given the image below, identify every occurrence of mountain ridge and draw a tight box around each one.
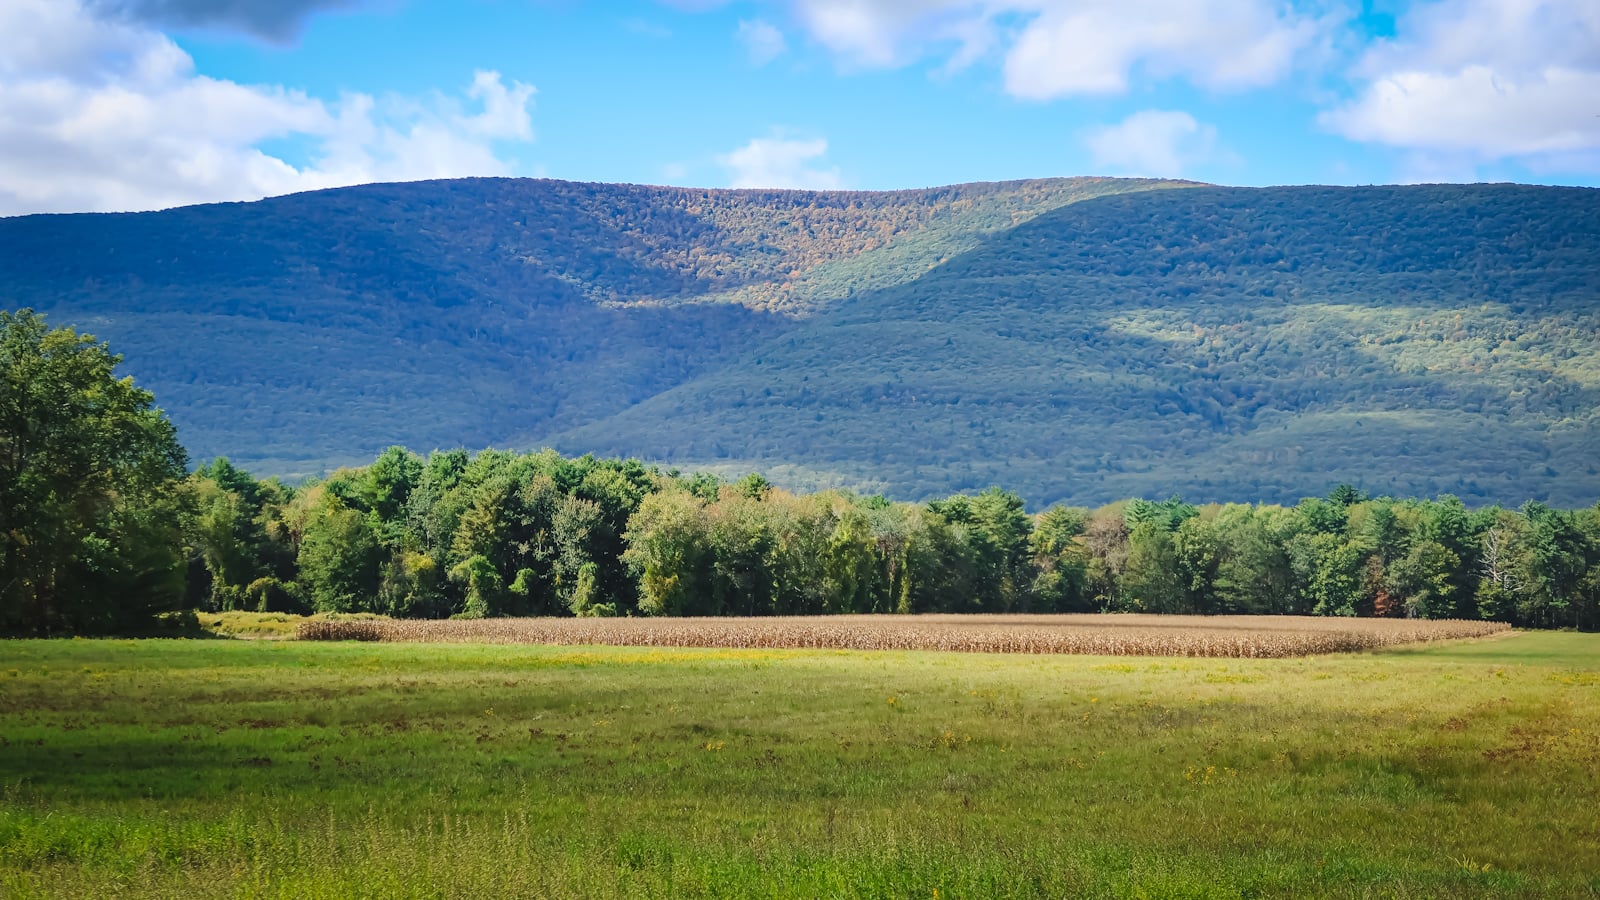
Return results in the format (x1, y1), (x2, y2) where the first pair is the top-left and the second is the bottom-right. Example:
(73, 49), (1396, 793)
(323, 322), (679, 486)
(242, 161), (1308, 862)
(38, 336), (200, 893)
(3, 176), (1597, 505)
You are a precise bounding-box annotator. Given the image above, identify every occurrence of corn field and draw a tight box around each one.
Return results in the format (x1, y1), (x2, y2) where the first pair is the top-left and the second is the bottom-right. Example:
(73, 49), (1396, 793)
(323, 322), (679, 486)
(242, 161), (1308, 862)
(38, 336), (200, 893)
(296, 614), (1509, 658)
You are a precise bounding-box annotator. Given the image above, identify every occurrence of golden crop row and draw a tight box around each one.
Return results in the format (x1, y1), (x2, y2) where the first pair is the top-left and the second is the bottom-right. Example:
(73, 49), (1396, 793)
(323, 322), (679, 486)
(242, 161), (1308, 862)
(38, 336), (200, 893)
(295, 614), (1510, 658)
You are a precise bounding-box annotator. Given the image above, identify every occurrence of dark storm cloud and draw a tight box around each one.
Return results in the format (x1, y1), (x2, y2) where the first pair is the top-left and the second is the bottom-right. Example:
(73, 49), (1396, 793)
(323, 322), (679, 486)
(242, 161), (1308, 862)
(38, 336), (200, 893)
(88, 0), (368, 42)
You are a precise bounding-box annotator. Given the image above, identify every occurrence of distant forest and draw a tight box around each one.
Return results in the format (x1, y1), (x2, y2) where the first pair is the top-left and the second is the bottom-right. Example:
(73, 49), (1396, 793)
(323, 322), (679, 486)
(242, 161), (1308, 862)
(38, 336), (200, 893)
(5, 309), (1597, 636)
(176, 446), (1600, 633)
(5, 177), (1597, 506)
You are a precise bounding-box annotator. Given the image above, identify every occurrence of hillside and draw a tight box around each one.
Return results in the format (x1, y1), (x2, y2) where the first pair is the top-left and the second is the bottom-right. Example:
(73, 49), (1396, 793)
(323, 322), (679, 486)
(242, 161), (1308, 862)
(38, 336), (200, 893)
(4, 178), (1599, 504)
(0, 176), (1171, 475)
(551, 184), (1600, 505)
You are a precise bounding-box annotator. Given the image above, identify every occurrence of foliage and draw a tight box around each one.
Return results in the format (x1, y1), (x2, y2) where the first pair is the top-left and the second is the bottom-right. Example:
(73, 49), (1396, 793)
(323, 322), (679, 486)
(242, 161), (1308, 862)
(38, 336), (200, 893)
(9, 180), (1598, 505)
(177, 446), (1600, 630)
(547, 183), (1600, 507)
(0, 311), (188, 634)
(1, 177), (1165, 479)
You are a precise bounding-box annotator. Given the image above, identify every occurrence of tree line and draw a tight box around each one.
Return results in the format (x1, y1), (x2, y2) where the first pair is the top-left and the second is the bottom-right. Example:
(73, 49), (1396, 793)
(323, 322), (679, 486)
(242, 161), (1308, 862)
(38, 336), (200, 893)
(181, 455), (1599, 631)
(4, 309), (1598, 634)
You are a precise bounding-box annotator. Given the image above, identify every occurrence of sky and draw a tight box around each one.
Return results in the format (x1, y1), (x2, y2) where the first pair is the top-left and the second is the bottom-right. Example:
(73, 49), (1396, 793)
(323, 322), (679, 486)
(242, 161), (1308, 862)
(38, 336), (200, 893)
(1, 0), (1598, 215)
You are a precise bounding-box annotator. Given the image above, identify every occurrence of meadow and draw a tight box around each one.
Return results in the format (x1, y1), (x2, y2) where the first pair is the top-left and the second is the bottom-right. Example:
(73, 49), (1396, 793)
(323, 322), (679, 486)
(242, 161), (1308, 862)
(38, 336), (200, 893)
(1, 630), (1597, 897)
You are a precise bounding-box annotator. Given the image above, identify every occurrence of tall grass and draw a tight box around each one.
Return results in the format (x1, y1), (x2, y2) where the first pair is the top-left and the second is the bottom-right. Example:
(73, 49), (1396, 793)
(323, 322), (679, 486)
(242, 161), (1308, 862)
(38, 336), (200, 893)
(3, 631), (1593, 898)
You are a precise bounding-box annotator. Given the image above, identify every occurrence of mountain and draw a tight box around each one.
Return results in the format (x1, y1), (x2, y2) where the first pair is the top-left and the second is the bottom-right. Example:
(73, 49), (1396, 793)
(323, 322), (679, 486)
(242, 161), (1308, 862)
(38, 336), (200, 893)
(0, 176), (1174, 475)
(4, 177), (1598, 506)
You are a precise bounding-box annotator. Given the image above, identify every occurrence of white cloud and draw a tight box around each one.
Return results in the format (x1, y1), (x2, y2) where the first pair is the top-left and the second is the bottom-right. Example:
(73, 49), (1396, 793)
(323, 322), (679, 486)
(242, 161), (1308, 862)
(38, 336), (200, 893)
(738, 19), (788, 65)
(0, 0), (537, 216)
(1003, 2), (1323, 98)
(717, 134), (845, 189)
(461, 69), (536, 140)
(1320, 0), (1600, 171)
(778, 0), (1328, 97)
(1084, 110), (1221, 177)
(790, 0), (982, 69)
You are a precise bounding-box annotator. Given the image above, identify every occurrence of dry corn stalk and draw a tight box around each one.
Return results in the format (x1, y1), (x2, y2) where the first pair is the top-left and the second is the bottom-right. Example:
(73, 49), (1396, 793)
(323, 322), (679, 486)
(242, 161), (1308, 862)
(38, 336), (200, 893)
(296, 614), (1509, 658)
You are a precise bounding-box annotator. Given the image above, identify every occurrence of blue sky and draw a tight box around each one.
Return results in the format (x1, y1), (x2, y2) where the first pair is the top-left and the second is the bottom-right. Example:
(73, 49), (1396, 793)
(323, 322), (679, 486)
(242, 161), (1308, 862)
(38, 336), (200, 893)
(1, 0), (1597, 214)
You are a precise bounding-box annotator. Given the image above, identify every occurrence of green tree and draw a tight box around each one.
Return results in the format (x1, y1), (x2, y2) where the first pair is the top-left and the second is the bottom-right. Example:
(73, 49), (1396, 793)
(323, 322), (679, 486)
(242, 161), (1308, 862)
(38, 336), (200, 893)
(1173, 516), (1222, 614)
(1575, 505), (1600, 632)
(186, 458), (296, 612)
(571, 458), (654, 613)
(623, 489), (710, 616)
(705, 492), (779, 616)
(296, 492), (383, 613)
(1514, 502), (1593, 629)
(732, 472), (772, 500)
(1295, 497), (1348, 536)
(551, 494), (605, 613)
(1029, 506), (1090, 612)
(1121, 522), (1184, 613)
(0, 310), (188, 634)
(1124, 496), (1199, 532)
(1286, 532), (1366, 617)
(823, 499), (880, 614)
(361, 446), (423, 524)
(1415, 496), (1478, 617)
(1387, 539), (1461, 619)
(899, 506), (977, 614)
(1328, 484), (1368, 506)
(1210, 505), (1299, 615)
(930, 488), (1033, 611)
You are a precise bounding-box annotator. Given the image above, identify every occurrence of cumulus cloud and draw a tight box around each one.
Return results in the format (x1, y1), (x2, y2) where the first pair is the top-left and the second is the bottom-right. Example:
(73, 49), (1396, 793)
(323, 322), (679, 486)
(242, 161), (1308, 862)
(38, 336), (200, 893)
(779, 0), (1327, 96)
(460, 69), (536, 139)
(1003, 1), (1323, 98)
(1084, 110), (1221, 177)
(1320, 0), (1600, 171)
(738, 19), (788, 65)
(0, 0), (536, 216)
(87, 0), (363, 43)
(717, 134), (845, 189)
(790, 0), (984, 69)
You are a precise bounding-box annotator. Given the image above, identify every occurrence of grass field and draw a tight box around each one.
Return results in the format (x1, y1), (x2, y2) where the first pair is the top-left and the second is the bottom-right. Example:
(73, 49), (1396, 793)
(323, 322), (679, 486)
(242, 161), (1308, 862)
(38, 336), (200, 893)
(2, 631), (1597, 898)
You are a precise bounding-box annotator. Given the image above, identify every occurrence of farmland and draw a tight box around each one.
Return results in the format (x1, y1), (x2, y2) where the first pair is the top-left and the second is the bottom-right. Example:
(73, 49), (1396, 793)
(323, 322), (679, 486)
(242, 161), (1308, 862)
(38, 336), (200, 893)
(3, 629), (1598, 897)
(297, 613), (1509, 657)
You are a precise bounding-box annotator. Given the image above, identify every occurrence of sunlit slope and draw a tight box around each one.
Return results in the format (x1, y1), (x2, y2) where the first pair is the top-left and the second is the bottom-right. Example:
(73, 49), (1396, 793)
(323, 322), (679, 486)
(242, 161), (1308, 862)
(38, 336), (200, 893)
(546, 184), (1600, 506)
(0, 176), (1173, 474)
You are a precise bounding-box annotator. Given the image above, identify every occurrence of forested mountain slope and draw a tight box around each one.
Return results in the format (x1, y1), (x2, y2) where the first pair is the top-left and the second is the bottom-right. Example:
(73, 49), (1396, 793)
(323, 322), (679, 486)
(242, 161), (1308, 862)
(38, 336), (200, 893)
(0, 176), (1171, 474)
(548, 184), (1600, 506)
(4, 178), (1598, 504)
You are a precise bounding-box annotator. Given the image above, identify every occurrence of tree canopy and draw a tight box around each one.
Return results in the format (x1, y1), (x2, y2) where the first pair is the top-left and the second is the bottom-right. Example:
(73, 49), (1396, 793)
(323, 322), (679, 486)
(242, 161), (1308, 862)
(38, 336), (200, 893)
(0, 310), (188, 634)
(180, 446), (1600, 631)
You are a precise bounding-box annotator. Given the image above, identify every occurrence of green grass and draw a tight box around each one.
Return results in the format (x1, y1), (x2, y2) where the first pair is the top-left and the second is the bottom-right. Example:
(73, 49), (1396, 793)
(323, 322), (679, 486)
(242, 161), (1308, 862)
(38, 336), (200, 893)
(180, 611), (389, 640)
(1, 633), (1597, 897)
